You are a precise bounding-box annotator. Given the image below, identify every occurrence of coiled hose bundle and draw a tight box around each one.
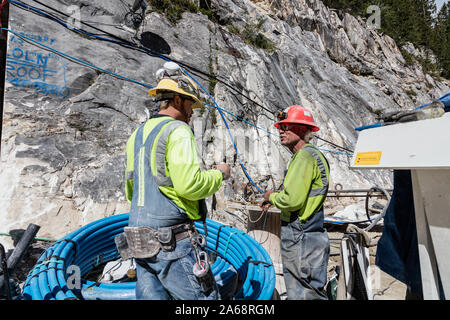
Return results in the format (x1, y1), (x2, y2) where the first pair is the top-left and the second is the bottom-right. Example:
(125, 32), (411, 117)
(22, 214), (275, 300)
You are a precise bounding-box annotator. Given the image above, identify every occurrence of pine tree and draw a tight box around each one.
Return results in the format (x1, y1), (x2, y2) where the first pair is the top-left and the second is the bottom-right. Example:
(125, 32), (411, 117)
(433, 3), (450, 78)
(321, 0), (449, 79)
(412, 0), (436, 46)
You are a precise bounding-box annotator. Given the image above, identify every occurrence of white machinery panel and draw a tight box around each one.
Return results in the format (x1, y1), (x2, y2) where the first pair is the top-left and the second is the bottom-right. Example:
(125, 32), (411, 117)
(350, 113), (450, 170)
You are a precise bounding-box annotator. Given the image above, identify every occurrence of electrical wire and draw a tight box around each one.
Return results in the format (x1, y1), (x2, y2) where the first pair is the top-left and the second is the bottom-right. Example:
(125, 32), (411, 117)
(3, 27), (154, 90)
(204, 103), (277, 137)
(12, 0), (354, 155)
(314, 136), (353, 153)
(183, 67), (265, 194)
(8, 0), (354, 192)
(24, 0), (276, 115)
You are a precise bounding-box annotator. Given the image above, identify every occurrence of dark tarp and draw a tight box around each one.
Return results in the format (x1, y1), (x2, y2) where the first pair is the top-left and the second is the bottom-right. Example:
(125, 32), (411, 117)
(375, 170), (423, 296)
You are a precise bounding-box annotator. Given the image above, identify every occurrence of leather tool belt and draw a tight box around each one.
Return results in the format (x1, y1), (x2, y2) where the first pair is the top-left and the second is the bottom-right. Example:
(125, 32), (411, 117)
(114, 222), (193, 260)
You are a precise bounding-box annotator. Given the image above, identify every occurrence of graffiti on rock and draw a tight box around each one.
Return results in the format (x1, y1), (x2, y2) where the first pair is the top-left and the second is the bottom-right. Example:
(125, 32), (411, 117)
(6, 33), (70, 98)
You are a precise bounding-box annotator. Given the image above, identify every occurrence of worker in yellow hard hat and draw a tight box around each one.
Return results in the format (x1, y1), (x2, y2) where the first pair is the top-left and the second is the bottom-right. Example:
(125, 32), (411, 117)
(121, 62), (230, 300)
(261, 105), (331, 300)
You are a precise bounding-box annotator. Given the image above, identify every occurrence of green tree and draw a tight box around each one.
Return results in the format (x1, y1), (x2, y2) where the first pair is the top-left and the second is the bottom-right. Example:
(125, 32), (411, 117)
(322, 0), (449, 78)
(431, 3), (450, 77)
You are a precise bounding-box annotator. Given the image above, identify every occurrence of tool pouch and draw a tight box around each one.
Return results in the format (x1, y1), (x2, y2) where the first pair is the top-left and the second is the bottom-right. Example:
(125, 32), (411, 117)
(122, 226), (161, 259)
(157, 227), (175, 252)
(114, 232), (133, 260)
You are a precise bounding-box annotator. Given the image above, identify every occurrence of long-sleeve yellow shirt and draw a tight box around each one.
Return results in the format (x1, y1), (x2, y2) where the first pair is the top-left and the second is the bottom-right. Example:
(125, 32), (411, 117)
(125, 115), (223, 220)
(269, 144), (330, 223)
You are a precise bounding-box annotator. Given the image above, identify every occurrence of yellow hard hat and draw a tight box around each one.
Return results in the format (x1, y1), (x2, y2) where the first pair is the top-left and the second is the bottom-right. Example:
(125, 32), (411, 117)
(148, 76), (203, 109)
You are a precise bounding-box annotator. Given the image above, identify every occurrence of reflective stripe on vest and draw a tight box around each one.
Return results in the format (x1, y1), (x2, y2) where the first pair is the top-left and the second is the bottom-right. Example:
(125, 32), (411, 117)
(303, 145), (329, 197)
(125, 120), (188, 187)
(280, 146), (330, 223)
(135, 119), (173, 207)
(129, 118), (188, 228)
(153, 120), (186, 187)
(138, 145), (146, 207)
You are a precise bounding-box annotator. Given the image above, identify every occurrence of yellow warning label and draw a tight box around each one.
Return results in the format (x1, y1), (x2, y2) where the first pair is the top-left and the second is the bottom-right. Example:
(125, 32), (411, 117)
(354, 151), (382, 165)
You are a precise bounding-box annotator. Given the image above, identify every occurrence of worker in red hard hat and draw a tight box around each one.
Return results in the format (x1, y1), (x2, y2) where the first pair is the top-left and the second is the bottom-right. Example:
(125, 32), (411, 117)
(274, 105), (320, 132)
(261, 105), (331, 300)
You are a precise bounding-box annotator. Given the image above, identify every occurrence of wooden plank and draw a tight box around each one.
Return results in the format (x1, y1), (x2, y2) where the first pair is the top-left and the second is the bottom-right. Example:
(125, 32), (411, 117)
(246, 205), (285, 299)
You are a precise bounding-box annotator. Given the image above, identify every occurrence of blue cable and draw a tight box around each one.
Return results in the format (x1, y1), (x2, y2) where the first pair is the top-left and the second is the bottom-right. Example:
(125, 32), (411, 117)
(9, 0), (353, 188)
(182, 68), (265, 194)
(2, 27), (154, 89)
(8, 0), (265, 194)
(203, 102), (278, 137)
(8, 0), (173, 63)
(23, 214), (275, 300)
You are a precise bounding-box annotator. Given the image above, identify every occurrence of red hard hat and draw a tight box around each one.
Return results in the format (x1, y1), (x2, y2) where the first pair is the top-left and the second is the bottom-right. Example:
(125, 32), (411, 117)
(274, 105), (320, 132)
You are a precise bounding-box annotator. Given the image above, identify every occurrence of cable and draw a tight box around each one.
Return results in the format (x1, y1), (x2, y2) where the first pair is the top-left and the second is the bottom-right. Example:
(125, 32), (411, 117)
(2, 28), (154, 90)
(314, 136), (354, 153)
(206, 103), (353, 155)
(20, 0), (275, 115)
(182, 67), (265, 194)
(9, 0), (353, 189)
(316, 148), (353, 156)
(22, 213), (275, 300)
(204, 102), (276, 137)
(12, 0), (354, 156)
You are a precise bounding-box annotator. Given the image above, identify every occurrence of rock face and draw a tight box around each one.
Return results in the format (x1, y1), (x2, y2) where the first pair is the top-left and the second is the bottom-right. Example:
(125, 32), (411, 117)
(1, 0), (449, 243)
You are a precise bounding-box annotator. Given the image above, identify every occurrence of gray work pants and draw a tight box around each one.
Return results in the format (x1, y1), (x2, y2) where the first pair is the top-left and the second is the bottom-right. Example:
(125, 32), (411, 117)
(281, 217), (330, 300)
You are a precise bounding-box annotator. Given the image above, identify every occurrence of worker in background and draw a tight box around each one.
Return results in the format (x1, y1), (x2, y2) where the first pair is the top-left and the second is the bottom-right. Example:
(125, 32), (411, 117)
(124, 0), (147, 30)
(261, 105), (330, 300)
(123, 62), (230, 300)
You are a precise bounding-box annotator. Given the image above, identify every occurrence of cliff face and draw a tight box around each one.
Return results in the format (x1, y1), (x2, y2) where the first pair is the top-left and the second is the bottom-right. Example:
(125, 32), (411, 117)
(1, 0), (449, 241)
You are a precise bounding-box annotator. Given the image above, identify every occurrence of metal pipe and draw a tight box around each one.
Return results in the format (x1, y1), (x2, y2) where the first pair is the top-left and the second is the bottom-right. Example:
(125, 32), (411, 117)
(6, 223), (40, 273)
(326, 194), (387, 198)
(328, 188), (393, 193)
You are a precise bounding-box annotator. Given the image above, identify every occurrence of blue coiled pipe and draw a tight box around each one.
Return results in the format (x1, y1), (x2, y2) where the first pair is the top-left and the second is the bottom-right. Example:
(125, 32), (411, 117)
(23, 214), (275, 300)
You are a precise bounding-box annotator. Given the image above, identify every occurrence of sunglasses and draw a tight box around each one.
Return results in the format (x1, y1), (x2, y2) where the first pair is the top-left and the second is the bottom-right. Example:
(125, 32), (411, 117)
(279, 124), (295, 131)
